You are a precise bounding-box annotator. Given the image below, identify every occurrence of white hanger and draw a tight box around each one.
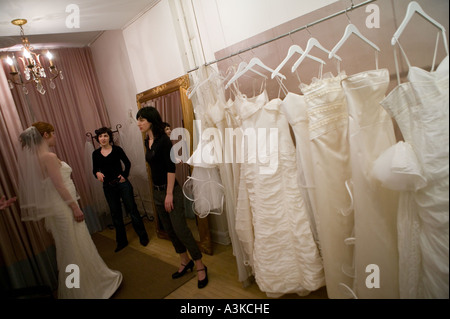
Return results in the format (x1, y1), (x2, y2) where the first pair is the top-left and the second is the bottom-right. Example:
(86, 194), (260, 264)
(291, 37), (342, 72)
(225, 57), (285, 89)
(235, 61), (267, 78)
(391, 1), (448, 54)
(329, 24), (380, 59)
(271, 44), (326, 79)
(187, 71), (216, 99)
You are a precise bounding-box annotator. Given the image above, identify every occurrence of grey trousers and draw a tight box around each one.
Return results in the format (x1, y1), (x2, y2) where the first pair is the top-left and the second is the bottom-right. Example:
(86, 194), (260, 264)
(153, 184), (202, 261)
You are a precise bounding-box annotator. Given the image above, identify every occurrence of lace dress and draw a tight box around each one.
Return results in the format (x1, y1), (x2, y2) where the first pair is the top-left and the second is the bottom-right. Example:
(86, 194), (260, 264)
(44, 162), (122, 299)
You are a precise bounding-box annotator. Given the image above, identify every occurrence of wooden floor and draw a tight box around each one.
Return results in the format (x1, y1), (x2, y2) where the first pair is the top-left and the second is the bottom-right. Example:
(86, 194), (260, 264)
(97, 217), (328, 299)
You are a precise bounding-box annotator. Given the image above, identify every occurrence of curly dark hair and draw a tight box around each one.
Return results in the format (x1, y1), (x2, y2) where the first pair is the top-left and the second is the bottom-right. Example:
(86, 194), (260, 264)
(94, 127), (114, 144)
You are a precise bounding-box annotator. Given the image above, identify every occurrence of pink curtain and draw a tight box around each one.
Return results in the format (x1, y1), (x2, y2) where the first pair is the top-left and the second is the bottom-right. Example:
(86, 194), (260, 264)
(0, 47), (111, 293)
(4, 47), (111, 210)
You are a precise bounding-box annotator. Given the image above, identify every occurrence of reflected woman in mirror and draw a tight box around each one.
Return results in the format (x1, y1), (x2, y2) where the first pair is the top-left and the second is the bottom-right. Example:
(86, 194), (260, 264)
(163, 122), (172, 137)
(92, 127), (149, 252)
(136, 106), (208, 289)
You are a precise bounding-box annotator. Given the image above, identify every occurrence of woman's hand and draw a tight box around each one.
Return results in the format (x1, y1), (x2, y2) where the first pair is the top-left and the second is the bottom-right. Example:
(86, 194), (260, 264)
(71, 204), (85, 222)
(96, 172), (105, 182)
(118, 175), (126, 183)
(0, 195), (17, 210)
(165, 193), (174, 212)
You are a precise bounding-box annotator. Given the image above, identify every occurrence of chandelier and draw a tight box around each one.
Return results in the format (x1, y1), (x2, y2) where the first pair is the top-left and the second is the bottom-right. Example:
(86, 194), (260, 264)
(4, 19), (63, 95)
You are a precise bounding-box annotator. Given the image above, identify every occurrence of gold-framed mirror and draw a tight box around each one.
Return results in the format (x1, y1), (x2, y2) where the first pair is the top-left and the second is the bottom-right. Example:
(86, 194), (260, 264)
(136, 74), (213, 255)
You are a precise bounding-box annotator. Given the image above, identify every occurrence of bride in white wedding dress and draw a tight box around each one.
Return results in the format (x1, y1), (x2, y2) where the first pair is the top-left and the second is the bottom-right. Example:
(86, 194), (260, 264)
(18, 122), (122, 299)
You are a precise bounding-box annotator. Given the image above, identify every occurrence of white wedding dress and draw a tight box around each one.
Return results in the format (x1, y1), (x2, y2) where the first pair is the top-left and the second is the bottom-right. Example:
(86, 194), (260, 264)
(342, 68), (400, 298)
(377, 54), (449, 299)
(300, 72), (355, 299)
(44, 161), (122, 299)
(234, 90), (325, 297)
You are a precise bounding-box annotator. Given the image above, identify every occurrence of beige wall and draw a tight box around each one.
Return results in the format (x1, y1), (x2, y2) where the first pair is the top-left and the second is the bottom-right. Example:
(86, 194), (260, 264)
(90, 30), (137, 127)
(122, 0), (185, 93)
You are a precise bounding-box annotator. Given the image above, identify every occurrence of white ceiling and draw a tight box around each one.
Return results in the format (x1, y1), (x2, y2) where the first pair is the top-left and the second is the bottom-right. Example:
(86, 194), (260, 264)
(0, 0), (160, 51)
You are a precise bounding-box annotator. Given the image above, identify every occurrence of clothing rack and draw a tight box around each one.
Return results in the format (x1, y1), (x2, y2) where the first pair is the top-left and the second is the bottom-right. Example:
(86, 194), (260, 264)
(86, 124), (122, 147)
(187, 0), (377, 73)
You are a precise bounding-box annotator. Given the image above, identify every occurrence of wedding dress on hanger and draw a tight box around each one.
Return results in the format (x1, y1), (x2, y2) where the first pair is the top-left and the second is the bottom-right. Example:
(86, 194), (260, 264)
(300, 70), (354, 299)
(279, 68), (324, 247)
(342, 67), (400, 299)
(233, 75), (325, 297)
(325, 21), (401, 297)
(186, 66), (253, 285)
(83, 140), (109, 232)
(374, 27), (449, 298)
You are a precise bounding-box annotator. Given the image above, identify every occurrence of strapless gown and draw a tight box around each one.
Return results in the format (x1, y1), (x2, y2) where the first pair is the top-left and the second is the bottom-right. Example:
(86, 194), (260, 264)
(377, 56), (449, 299)
(234, 91), (325, 297)
(44, 161), (122, 299)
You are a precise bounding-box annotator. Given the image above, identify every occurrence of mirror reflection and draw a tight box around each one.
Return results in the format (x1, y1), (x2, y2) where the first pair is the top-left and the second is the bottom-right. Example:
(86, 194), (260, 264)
(136, 74), (213, 255)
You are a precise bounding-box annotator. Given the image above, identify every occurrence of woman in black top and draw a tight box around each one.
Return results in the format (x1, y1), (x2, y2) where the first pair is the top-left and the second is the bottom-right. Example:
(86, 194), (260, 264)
(136, 107), (208, 289)
(92, 127), (149, 252)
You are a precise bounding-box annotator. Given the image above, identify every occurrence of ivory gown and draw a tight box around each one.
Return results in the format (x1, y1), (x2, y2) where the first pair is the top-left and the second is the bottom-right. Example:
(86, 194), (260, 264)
(342, 68), (400, 298)
(234, 90), (325, 297)
(378, 55), (449, 299)
(300, 73), (355, 299)
(44, 161), (122, 299)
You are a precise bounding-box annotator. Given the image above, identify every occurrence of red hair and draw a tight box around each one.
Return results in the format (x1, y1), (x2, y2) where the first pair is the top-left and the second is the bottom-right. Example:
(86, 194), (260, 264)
(32, 122), (55, 137)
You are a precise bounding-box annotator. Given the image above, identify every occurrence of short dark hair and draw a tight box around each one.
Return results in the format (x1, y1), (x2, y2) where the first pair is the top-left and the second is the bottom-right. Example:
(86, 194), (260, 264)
(94, 127), (113, 144)
(163, 122), (171, 128)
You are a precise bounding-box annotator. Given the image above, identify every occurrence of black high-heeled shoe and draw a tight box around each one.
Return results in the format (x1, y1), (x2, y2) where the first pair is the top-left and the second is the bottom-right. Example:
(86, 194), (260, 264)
(172, 260), (194, 279)
(197, 266), (208, 289)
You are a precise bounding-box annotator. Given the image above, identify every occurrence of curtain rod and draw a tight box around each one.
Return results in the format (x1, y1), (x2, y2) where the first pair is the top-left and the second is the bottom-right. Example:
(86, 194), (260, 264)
(187, 0), (377, 73)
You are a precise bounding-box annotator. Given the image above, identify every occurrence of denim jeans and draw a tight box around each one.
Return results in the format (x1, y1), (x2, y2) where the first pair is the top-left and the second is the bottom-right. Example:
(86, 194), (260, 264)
(103, 180), (148, 245)
(153, 184), (202, 260)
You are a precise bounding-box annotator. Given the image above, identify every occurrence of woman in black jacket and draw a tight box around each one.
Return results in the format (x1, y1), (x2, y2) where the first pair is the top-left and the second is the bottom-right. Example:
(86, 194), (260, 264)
(136, 107), (208, 289)
(92, 127), (149, 252)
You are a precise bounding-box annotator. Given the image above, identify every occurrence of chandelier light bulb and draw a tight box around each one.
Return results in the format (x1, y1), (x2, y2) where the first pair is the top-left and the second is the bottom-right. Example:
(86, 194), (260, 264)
(46, 51), (55, 67)
(23, 49), (31, 59)
(5, 56), (18, 73)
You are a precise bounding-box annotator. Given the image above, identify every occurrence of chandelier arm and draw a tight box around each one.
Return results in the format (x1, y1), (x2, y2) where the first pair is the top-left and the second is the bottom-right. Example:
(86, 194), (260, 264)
(6, 18), (63, 95)
(48, 71), (61, 81)
(8, 78), (34, 86)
